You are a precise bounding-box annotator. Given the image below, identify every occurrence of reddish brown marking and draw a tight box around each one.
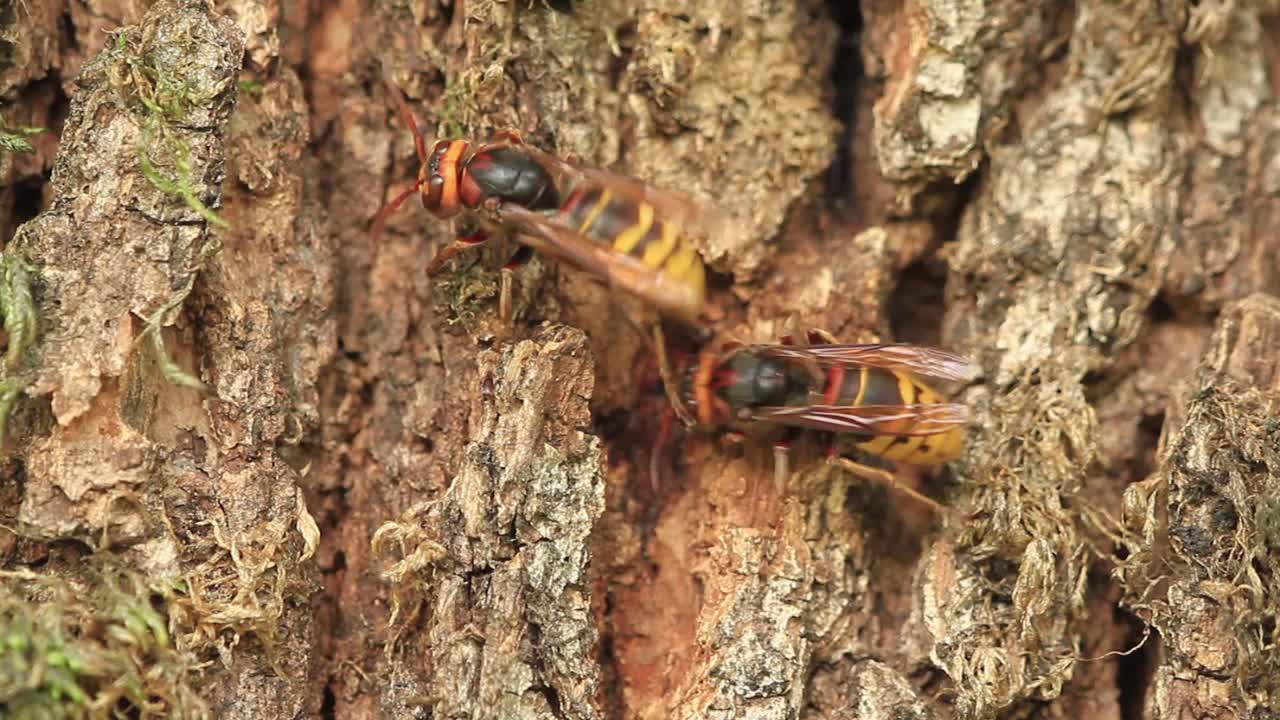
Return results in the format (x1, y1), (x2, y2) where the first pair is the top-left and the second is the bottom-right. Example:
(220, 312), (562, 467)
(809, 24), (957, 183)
(503, 245), (533, 269)
(559, 188), (589, 225)
(458, 171), (484, 208)
(713, 398), (732, 423)
(823, 365), (846, 405)
(694, 351), (718, 427)
(712, 369), (738, 389)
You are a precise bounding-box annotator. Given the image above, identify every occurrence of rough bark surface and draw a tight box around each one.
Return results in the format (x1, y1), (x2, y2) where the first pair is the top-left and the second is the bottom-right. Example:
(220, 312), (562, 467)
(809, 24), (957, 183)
(0, 0), (1277, 719)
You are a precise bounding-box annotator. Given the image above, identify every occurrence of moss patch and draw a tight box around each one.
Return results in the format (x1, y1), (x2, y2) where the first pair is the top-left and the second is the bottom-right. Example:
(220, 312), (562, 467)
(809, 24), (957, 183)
(0, 562), (210, 719)
(0, 250), (37, 449)
(0, 120), (44, 155)
(104, 20), (237, 390)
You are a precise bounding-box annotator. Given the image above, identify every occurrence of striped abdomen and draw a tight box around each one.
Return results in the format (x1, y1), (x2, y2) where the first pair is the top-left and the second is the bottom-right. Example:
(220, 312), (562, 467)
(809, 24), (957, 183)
(819, 366), (965, 465)
(559, 186), (706, 302)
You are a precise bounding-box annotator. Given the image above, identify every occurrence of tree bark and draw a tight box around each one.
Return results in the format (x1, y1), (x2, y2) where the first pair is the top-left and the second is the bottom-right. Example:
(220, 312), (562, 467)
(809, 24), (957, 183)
(0, 0), (1277, 719)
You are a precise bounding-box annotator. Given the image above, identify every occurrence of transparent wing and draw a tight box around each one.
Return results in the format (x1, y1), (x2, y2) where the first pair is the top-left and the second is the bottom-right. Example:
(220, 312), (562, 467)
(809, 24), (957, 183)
(496, 203), (706, 324)
(511, 145), (735, 247)
(758, 343), (978, 384)
(749, 402), (971, 435)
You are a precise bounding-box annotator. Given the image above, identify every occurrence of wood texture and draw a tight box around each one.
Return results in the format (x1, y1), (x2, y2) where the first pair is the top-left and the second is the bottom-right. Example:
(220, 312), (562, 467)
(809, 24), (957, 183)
(0, 0), (1277, 719)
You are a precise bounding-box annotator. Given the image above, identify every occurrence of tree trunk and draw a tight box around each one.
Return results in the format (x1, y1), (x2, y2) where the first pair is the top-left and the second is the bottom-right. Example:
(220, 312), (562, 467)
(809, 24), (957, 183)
(1, 0), (1277, 719)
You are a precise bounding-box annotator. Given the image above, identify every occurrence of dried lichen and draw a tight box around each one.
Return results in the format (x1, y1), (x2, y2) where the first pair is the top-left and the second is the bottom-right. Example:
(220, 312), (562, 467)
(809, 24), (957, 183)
(909, 376), (1094, 718)
(865, 1), (1063, 203)
(1118, 294), (1280, 717)
(170, 509), (309, 667)
(371, 499), (447, 643)
(918, 1), (1190, 716)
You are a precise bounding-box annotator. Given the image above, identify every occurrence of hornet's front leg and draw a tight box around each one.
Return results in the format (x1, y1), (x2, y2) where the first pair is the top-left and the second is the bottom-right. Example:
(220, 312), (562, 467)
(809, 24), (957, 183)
(825, 453), (949, 516)
(490, 129), (525, 146)
(651, 322), (695, 427)
(425, 226), (492, 277)
(499, 244), (534, 324)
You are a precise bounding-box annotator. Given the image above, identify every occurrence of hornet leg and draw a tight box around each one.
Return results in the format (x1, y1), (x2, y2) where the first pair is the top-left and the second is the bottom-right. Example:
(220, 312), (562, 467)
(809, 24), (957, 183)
(425, 228), (491, 276)
(652, 322), (695, 427)
(649, 407), (676, 493)
(772, 438), (793, 498)
(491, 129), (525, 146)
(828, 456), (949, 516)
(806, 328), (839, 345)
(754, 431), (797, 529)
(499, 244), (534, 324)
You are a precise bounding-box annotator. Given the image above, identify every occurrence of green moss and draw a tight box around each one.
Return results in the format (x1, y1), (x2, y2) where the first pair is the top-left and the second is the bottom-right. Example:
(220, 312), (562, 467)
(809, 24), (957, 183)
(0, 122), (44, 155)
(105, 25), (230, 229)
(148, 323), (207, 391)
(0, 563), (210, 719)
(0, 379), (24, 452)
(435, 77), (473, 141)
(107, 25), (220, 123)
(102, 24), (235, 390)
(0, 251), (37, 450)
(137, 114), (229, 229)
(134, 243), (218, 393)
(0, 252), (36, 373)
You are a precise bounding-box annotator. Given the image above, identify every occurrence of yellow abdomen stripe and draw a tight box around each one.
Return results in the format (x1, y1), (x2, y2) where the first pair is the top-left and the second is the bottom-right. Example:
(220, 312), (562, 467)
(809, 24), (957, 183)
(855, 373), (934, 461)
(577, 189), (612, 234)
(642, 218), (679, 268)
(663, 244), (697, 278)
(613, 203), (654, 254)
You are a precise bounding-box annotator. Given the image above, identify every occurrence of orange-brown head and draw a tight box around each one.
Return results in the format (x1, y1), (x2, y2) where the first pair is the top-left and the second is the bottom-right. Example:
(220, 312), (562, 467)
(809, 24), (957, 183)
(419, 141), (562, 220)
(420, 139), (471, 219)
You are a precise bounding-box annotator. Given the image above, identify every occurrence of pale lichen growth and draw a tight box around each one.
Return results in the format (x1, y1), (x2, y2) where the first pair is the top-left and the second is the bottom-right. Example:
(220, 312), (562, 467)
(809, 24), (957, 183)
(1117, 295), (1280, 715)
